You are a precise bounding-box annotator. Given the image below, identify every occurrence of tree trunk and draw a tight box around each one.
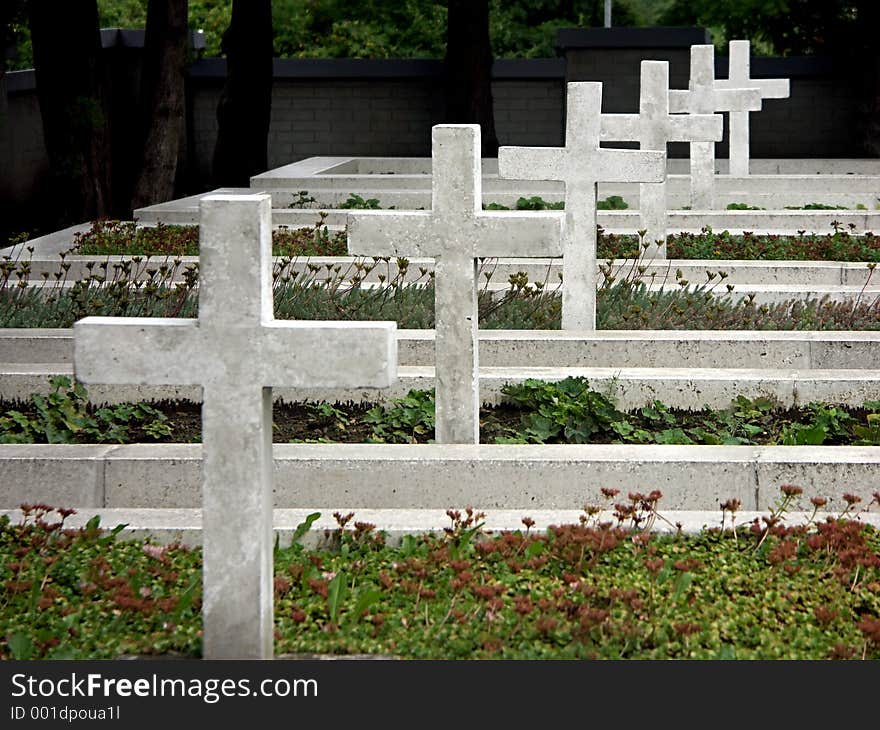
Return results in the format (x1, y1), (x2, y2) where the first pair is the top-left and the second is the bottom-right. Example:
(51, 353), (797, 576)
(28, 0), (112, 225)
(211, 0), (273, 187)
(130, 0), (188, 212)
(443, 0), (499, 156)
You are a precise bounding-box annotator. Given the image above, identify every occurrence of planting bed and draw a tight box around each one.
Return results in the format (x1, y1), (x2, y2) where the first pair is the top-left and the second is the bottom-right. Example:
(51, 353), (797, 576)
(3, 502), (879, 660)
(2, 156), (879, 563)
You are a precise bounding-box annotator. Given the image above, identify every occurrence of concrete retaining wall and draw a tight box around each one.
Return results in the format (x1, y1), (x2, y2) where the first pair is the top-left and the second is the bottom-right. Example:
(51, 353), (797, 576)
(1, 443), (877, 513)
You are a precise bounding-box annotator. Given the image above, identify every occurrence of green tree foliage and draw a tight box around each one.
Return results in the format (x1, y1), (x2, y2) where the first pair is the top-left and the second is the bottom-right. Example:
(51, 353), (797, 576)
(659, 0), (866, 55)
(6, 1), (652, 66)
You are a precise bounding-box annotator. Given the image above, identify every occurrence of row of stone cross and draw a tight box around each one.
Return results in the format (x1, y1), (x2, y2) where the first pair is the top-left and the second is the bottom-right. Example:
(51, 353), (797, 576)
(72, 40), (788, 660)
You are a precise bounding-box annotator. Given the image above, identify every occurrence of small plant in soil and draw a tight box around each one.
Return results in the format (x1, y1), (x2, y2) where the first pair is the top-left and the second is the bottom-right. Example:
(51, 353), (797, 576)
(4, 377), (880, 447)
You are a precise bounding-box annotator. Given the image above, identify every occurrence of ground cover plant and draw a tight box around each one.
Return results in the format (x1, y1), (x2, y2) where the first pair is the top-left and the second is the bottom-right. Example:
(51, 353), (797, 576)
(3, 376), (880, 448)
(51, 216), (880, 262)
(2, 493), (879, 660)
(3, 244), (880, 331)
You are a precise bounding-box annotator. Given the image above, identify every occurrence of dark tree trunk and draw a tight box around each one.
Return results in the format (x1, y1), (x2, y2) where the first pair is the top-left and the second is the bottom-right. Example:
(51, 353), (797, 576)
(212, 0), (273, 187)
(443, 0), (499, 156)
(28, 0), (113, 225)
(130, 0), (188, 212)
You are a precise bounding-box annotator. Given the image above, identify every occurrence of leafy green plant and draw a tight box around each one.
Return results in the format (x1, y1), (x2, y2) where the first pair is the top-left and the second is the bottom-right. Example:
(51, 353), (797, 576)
(497, 377), (624, 443)
(363, 389), (435, 443)
(0, 376), (171, 444)
(288, 190), (318, 209)
(597, 195), (629, 210)
(726, 202), (765, 210)
(785, 202), (850, 210)
(338, 193), (382, 209)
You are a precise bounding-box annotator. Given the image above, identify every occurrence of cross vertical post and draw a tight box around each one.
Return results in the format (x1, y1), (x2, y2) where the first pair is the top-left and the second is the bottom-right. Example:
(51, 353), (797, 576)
(669, 45), (763, 209)
(716, 40), (790, 177)
(347, 124), (563, 443)
(499, 82), (666, 329)
(600, 61), (722, 255)
(74, 194), (398, 659)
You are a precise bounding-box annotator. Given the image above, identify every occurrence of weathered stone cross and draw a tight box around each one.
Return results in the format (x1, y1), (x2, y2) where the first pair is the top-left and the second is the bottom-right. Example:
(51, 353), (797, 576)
(600, 60), (723, 256)
(347, 124), (563, 444)
(715, 39), (790, 177)
(669, 44), (763, 208)
(74, 194), (397, 660)
(498, 82), (666, 330)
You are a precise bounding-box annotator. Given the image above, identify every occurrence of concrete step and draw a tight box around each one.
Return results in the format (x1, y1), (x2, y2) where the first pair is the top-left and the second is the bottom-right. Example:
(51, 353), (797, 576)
(4, 328), (880, 370)
(1, 442), (878, 512)
(131, 193), (880, 233)
(2, 506), (877, 546)
(2, 363), (879, 409)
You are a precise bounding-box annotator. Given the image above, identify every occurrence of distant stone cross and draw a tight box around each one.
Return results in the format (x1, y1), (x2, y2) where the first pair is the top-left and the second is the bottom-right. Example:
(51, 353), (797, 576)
(715, 39), (790, 177)
(600, 60), (723, 255)
(347, 124), (563, 444)
(74, 194), (397, 660)
(498, 82), (666, 330)
(669, 44), (763, 208)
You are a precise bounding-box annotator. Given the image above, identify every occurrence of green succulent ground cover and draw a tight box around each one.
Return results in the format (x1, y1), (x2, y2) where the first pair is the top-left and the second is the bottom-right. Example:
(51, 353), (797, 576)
(63, 215), (880, 262)
(2, 498), (879, 660)
(3, 376), (880, 447)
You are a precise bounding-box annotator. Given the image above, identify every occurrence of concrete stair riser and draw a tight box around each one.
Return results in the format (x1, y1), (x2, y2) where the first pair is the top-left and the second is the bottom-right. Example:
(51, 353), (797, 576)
(2, 364), (880, 409)
(4, 329), (880, 369)
(1, 443), (878, 512)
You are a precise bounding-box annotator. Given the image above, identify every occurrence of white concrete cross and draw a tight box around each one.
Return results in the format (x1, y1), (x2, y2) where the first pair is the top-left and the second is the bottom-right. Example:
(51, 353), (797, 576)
(715, 39), (790, 177)
(347, 124), (563, 444)
(74, 194), (397, 660)
(669, 44), (763, 208)
(498, 82), (666, 330)
(600, 60), (723, 255)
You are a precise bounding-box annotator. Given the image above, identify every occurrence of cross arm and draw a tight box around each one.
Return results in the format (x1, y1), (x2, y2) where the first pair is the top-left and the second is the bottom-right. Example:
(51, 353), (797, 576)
(599, 115), (641, 143)
(497, 146), (566, 182)
(714, 87), (763, 112)
(597, 149), (666, 184)
(716, 78), (789, 99)
(668, 87), (762, 113)
(74, 317), (202, 385)
(346, 210), (436, 257)
(260, 321), (397, 388)
(473, 211), (564, 258)
(666, 113), (723, 143)
(667, 90), (691, 114)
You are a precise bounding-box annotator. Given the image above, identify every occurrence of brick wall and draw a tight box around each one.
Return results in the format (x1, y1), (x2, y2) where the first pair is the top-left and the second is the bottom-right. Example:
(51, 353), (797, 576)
(1, 25), (874, 239)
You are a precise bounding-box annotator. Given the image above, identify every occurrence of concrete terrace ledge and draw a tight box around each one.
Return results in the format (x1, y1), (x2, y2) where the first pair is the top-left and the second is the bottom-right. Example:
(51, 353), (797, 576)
(5, 328), (880, 369)
(130, 192), (880, 232)
(4, 364), (880, 410)
(1, 443), (878, 513)
(4, 507), (877, 548)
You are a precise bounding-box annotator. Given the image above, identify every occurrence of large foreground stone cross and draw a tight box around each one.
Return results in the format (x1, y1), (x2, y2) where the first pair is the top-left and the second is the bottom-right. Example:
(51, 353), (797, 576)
(347, 124), (563, 444)
(74, 194), (397, 660)
(599, 60), (723, 255)
(498, 82), (666, 330)
(669, 44), (763, 208)
(715, 39), (790, 177)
